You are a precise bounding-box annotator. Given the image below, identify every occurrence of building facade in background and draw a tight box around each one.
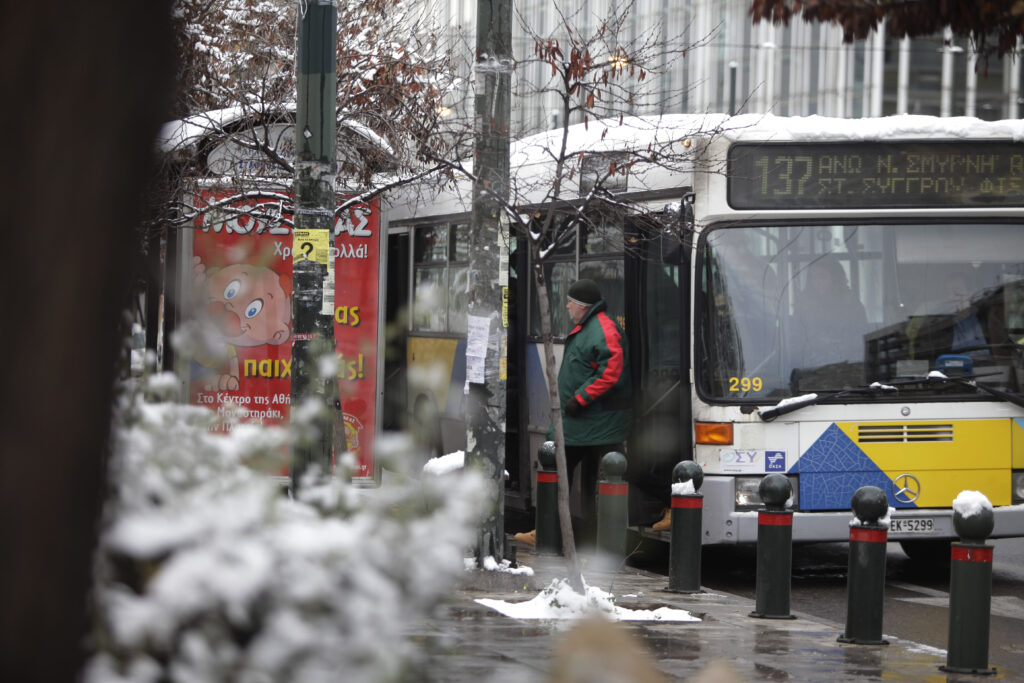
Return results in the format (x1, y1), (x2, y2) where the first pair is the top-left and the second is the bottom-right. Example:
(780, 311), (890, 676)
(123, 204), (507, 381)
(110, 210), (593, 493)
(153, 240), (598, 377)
(432, 0), (1022, 135)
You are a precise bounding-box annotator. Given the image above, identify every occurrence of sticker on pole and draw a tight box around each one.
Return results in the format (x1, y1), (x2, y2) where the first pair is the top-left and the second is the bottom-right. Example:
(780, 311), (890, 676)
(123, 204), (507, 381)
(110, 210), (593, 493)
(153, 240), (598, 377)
(293, 228), (330, 265)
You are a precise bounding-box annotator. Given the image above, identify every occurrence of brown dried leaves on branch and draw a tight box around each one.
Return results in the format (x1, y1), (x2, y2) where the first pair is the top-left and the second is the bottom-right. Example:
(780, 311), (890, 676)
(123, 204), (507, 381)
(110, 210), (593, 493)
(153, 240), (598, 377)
(748, 0), (1024, 63)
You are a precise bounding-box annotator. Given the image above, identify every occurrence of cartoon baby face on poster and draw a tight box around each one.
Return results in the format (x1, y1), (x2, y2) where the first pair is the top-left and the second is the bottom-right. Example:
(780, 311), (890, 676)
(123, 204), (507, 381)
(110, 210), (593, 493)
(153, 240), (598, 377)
(192, 255), (292, 392)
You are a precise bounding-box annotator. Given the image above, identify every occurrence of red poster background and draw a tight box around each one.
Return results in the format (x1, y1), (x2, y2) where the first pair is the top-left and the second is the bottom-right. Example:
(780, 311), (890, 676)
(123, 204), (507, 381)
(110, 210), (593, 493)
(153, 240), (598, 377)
(188, 191), (380, 479)
(333, 199), (380, 478)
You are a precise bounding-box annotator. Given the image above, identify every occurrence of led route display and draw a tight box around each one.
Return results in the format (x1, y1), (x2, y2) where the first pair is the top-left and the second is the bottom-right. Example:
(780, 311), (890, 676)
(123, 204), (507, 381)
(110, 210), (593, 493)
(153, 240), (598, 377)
(727, 141), (1024, 209)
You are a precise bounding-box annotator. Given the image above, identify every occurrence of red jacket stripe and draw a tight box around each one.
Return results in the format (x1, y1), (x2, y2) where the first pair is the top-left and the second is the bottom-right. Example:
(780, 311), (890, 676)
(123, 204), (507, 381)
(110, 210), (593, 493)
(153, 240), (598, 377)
(581, 312), (624, 402)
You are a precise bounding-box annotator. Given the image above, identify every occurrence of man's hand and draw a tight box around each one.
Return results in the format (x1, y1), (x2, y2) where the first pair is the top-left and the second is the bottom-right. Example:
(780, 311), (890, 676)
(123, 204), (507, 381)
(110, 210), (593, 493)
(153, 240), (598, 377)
(564, 397), (583, 417)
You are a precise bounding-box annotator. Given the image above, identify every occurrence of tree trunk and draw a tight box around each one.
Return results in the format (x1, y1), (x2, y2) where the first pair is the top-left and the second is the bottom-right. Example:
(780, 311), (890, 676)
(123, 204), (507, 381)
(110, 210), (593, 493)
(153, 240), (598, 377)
(0, 3), (174, 681)
(533, 267), (584, 592)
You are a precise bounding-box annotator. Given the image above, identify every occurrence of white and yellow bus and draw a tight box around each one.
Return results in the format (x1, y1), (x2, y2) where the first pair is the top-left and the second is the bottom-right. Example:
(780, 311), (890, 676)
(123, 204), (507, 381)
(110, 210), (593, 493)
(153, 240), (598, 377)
(384, 114), (1024, 555)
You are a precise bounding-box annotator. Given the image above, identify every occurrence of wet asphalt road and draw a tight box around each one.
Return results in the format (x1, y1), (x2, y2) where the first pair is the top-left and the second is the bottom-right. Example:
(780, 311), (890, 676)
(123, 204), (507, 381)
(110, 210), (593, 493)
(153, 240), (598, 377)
(418, 543), (1003, 682)
(666, 537), (1024, 675)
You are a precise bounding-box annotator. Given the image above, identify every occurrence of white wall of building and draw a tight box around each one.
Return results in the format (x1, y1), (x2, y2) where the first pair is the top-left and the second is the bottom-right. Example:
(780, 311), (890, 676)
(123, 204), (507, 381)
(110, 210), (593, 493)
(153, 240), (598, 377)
(426, 0), (1022, 135)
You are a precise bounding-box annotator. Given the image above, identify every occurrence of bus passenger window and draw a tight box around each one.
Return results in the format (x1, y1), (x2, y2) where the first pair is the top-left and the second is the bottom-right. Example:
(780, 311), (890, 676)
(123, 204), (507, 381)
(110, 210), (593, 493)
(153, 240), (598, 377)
(580, 216), (624, 255)
(413, 224), (450, 332)
(413, 267), (446, 331)
(450, 223), (470, 262)
(411, 223), (472, 334)
(414, 225), (447, 263)
(449, 266), (469, 334)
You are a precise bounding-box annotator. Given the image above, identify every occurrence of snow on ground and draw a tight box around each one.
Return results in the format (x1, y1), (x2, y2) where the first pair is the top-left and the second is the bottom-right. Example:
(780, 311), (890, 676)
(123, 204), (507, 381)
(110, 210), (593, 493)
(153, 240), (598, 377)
(423, 449), (509, 479)
(476, 578), (700, 622)
(423, 450), (465, 476)
(465, 556), (535, 576)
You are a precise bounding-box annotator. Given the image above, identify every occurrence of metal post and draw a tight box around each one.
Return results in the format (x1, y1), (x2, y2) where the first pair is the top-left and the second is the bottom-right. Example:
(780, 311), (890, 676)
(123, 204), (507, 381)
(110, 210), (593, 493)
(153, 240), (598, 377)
(291, 0), (339, 491)
(535, 441), (562, 555)
(942, 492), (997, 675)
(728, 61), (738, 116)
(667, 461), (704, 593)
(596, 451), (628, 559)
(839, 486), (889, 645)
(750, 473), (795, 619)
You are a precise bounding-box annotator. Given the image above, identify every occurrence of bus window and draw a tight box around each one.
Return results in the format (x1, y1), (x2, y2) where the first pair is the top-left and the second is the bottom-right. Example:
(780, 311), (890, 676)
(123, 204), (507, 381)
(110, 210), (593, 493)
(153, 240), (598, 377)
(697, 223), (1024, 402)
(412, 223), (469, 334)
(580, 215), (625, 255)
(450, 223), (470, 262)
(413, 266), (446, 331)
(530, 261), (577, 337)
(645, 264), (681, 374)
(580, 260), (626, 329)
(700, 227), (785, 397)
(449, 265), (469, 334)
(527, 211), (626, 338)
(414, 224), (447, 263)
(448, 224), (469, 334)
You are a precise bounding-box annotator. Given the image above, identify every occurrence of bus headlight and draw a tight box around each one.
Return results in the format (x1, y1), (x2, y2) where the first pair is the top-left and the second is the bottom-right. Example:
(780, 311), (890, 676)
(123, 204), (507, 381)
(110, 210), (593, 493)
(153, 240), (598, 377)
(1013, 470), (1024, 505)
(735, 475), (799, 511)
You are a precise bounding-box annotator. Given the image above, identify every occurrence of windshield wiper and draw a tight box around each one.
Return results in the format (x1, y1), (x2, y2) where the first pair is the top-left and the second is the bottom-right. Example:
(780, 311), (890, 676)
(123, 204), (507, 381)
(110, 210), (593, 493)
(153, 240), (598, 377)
(758, 372), (1024, 422)
(758, 382), (898, 422)
(908, 372), (1024, 410)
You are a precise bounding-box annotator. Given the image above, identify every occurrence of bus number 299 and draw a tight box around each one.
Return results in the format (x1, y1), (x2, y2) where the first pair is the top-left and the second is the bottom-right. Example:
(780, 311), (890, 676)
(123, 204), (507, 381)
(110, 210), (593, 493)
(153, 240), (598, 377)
(729, 377), (762, 392)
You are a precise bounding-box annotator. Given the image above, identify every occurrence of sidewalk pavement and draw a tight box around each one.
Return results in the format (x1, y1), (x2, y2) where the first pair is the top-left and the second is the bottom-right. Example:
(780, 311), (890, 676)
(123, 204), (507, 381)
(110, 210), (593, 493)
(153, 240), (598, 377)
(405, 541), (1019, 682)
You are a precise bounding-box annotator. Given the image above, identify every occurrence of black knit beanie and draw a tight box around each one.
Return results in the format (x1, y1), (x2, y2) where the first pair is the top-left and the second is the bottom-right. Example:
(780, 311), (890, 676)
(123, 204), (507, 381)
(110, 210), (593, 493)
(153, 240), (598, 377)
(567, 279), (601, 306)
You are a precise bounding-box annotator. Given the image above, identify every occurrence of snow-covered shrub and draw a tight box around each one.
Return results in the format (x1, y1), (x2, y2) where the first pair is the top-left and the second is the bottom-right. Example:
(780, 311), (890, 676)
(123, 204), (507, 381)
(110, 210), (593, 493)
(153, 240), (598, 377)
(85, 373), (487, 682)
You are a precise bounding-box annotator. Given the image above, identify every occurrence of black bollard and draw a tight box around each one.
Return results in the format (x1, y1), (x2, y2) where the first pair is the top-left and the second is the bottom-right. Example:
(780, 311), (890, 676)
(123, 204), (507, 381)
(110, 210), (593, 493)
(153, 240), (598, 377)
(941, 491), (997, 676)
(750, 473), (795, 619)
(535, 441), (562, 555)
(596, 451), (628, 559)
(838, 486), (889, 645)
(668, 460), (704, 593)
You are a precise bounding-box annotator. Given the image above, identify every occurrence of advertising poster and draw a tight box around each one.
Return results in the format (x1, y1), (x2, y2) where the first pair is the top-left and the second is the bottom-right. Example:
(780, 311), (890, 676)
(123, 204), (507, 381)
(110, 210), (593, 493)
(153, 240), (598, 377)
(332, 199), (380, 478)
(188, 191), (380, 479)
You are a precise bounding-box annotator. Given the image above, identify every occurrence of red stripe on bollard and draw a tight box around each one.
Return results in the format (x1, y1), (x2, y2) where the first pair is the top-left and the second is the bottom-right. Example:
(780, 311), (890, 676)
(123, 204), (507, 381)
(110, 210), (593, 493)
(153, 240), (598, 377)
(951, 546), (994, 563)
(672, 496), (703, 509)
(849, 527), (887, 544)
(537, 472), (557, 483)
(758, 511), (793, 526)
(599, 483), (628, 496)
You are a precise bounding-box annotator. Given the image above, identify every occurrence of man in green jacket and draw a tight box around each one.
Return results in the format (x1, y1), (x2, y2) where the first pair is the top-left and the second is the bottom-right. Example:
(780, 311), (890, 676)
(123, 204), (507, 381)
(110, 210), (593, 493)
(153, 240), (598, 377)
(515, 278), (631, 547)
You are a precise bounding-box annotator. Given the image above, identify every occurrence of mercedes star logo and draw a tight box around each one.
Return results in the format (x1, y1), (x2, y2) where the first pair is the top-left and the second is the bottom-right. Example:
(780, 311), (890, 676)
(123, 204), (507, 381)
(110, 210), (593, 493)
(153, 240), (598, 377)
(892, 474), (921, 504)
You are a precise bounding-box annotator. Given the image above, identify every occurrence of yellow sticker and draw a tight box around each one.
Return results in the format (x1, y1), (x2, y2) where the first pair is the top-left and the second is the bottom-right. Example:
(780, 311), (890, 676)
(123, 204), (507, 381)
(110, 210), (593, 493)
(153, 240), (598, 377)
(293, 229), (331, 265)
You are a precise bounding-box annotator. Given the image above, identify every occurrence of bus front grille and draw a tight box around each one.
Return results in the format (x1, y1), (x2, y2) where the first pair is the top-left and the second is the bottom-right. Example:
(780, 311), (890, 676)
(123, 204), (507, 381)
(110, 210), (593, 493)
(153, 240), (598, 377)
(857, 423), (954, 443)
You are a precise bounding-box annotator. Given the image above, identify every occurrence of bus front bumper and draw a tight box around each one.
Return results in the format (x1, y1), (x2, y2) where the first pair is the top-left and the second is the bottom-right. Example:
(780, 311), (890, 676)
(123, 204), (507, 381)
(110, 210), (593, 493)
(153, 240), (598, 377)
(680, 476), (1024, 545)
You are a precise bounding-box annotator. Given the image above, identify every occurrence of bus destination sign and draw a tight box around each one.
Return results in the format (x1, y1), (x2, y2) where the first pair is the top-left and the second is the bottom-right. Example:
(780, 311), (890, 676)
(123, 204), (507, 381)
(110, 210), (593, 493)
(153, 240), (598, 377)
(727, 141), (1024, 210)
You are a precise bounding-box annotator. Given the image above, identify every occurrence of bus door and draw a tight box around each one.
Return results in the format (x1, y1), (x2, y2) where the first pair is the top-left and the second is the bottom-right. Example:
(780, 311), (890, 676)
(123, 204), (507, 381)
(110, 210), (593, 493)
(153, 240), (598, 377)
(382, 231), (409, 433)
(624, 215), (690, 526)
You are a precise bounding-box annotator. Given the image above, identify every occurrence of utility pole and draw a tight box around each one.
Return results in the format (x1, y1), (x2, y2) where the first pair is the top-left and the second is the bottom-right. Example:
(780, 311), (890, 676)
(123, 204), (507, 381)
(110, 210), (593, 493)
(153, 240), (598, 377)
(466, 0), (512, 563)
(291, 0), (338, 490)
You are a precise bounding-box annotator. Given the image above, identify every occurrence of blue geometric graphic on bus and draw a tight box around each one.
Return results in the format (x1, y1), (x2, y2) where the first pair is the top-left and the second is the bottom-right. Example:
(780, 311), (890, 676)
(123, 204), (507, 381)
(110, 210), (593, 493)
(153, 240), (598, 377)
(790, 423), (915, 511)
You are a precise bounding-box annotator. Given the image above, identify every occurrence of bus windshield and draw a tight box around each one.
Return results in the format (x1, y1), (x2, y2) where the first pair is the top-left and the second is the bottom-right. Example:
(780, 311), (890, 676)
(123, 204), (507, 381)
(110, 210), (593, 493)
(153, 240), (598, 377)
(697, 223), (1024, 402)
